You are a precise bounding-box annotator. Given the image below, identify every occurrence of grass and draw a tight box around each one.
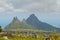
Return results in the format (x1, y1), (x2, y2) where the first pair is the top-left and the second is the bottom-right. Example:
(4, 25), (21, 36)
(0, 30), (60, 40)
(0, 36), (44, 40)
(1, 35), (60, 40)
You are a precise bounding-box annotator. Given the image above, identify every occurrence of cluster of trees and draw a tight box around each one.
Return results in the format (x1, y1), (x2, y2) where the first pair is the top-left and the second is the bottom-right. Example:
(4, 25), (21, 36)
(0, 26), (2, 32)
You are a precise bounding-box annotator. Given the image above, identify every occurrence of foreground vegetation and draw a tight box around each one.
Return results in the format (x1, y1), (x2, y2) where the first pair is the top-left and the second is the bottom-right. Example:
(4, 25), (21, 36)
(0, 31), (60, 40)
(0, 26), (60, 40)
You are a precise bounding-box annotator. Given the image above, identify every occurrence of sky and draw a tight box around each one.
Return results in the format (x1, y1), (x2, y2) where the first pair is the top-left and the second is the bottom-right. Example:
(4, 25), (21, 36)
(0, 0), (60, 28)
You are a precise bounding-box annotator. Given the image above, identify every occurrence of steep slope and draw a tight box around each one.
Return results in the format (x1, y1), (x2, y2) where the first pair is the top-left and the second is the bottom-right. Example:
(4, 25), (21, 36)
(26, 14), (57, 31)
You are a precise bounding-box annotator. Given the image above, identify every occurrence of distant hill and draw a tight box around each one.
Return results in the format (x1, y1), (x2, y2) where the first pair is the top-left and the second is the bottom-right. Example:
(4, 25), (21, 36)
(26, 14), (60, 31)
(5, 17), (36, 30)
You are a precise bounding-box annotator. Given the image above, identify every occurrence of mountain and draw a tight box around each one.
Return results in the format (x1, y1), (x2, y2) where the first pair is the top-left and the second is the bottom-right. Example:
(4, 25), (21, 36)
(26, 14), (60, 31)
(5, 14), (60, 31)
(5, 17), (36, 30)
(5, 17), (22, 29)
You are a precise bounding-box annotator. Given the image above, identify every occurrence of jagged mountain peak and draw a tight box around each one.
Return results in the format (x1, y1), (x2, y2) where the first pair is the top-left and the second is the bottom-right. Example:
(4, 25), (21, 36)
(5, 16), (21, 29)
(12, 16), (20, 23)
(13, 16), (19, 20)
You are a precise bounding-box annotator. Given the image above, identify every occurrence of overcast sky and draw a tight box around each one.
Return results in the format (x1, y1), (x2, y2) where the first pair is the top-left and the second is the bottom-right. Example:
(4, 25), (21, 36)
(0, 0), (60, 28)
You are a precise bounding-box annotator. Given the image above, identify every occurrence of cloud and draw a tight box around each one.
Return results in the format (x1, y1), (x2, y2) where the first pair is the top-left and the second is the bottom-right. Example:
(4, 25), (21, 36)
(0, 0), (60, 13)
(0, 0), (13, 12)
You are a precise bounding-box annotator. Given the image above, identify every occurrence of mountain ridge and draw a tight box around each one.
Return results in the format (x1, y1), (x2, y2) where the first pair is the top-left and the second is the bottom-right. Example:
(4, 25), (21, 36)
(5, 14), (60, 31)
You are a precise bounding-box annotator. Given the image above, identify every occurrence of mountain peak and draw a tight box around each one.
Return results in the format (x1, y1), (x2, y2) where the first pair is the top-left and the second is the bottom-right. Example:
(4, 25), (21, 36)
(26, 14), (39, 22)
(30, 14), (35, 16)
(5, 16), (21, 29)
(30, 14), (36, 18)
(12, 16), (20, 22)
(26, 14), (41, 28)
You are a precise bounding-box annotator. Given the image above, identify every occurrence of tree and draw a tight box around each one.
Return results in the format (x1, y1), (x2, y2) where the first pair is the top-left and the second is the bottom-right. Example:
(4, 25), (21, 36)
(0, 26), (2, 32)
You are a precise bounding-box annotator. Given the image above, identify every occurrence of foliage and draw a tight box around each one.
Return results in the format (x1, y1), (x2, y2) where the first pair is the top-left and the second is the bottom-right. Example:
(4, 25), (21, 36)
(0, 32), (60, 40)
(0, 26), (2, 32)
